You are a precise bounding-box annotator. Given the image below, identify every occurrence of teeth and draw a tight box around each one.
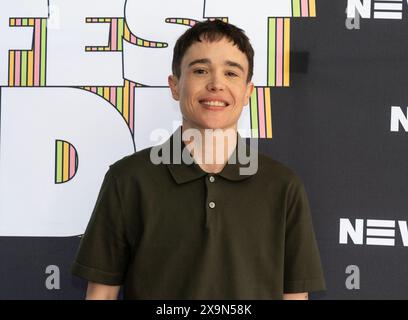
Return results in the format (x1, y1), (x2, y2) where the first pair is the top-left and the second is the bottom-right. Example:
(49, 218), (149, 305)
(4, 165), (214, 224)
(201, 100), (227, 107)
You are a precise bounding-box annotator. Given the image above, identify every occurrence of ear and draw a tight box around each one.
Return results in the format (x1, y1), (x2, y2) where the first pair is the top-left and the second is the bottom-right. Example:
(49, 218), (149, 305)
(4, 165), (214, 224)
(243, 82), (254, 106)
(168, 75), (180, 101)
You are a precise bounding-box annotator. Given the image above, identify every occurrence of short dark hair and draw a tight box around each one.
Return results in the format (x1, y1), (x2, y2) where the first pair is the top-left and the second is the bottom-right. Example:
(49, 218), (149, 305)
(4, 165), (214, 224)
(171, 20), (254, 83)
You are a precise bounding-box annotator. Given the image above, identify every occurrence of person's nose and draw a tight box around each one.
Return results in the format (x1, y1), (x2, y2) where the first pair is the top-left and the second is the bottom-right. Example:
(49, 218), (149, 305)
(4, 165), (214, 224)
(206, 72), (225, 92)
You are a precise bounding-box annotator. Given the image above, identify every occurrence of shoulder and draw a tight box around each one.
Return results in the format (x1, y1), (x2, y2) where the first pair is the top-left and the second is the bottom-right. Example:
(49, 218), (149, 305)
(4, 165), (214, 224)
(106, 146), (157, 181)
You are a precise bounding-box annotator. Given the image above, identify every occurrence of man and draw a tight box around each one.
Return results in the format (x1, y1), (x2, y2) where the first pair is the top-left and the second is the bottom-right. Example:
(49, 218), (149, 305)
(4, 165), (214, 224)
(71, 20), (325, 300)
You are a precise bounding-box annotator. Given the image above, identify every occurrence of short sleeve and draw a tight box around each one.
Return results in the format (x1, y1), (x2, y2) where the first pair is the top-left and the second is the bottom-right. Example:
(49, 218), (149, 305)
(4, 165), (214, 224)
(283, 175), (326, 293)
(71, 167), (130, 285)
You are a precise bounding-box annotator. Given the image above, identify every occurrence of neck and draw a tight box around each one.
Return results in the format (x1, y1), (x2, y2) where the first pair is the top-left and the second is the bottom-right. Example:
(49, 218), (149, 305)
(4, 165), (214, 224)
(181, 122), (238, 173)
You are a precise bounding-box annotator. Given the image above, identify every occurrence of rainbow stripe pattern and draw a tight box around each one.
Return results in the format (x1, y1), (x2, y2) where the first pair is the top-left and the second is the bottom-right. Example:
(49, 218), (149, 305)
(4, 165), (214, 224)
(55, 140), (78, 184)
(165, 18), (199, 27)
(85, 18), (167, 51)
(249, 87), (273, 138)
(268, 1), (316, 87)
(292, 0), (317, 17)
(165, 17), (228, 27)
(81, 80), (138, 134)
(8, 18), (47, 87)
(268, 17), (291, 87)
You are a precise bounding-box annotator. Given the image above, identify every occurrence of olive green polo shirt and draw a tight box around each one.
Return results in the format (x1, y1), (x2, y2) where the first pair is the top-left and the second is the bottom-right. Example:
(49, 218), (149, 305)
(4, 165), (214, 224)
(71, 127), (326, 299)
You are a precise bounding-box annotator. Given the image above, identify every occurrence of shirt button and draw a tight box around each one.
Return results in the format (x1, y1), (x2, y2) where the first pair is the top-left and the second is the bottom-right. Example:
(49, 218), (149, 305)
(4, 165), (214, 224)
(208, 201), (216, 209)
(209, 176), (215, 183)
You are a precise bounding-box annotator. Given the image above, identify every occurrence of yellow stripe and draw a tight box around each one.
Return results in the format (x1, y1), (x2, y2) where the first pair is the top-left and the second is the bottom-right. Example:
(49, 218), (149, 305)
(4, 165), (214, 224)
(9, 51), (14, 86)
(27, 50), (34, 86)
(123, 80), (129, 121)
(124, 24), (130, 41)
(10, 18), (15, 26)
(283, 18), (290, 87)
(264, 88), (273, 138)
(63, 142), (69, 182)
(104, 87), (110, 100)
(309, 0), (316, 17)
(29, 18), (34, 26)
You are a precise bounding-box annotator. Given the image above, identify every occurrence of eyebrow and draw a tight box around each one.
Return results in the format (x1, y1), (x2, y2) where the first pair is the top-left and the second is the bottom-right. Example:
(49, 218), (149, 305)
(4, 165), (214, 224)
(225, 60), (244, 72)
(188, 58), (245, 73)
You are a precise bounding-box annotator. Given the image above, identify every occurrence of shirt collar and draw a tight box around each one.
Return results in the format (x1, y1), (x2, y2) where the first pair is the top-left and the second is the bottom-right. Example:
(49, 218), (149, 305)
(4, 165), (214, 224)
(165, 126), (257, 184)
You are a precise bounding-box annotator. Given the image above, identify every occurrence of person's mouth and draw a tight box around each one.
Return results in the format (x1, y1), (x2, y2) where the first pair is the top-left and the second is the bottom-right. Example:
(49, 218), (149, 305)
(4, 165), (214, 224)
(199, 99), (230, 111)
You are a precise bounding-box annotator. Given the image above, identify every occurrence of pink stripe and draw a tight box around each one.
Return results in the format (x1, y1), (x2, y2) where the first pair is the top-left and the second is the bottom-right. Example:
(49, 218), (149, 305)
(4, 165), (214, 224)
(276, 19), (283, 87)
(130, 34), (136, 44)
(34, 19), (41, 86)
(301, 0), (309, 17)
(14, 51), (21, 85)
(170, 19), (176, 23)
(16, 18), (21, 26)
(129, 82), (135, 133)
(151, 42), (156, 47)
(110, 87), (116, 105)
(257, 88), (266, 138)
(111, 19), (117, 50)
(91, 86), (97, 93)
(69, 146), (76, 179)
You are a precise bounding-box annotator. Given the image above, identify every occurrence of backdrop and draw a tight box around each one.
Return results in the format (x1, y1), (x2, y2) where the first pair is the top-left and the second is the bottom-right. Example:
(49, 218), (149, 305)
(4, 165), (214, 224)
(1, 0), (407, 299)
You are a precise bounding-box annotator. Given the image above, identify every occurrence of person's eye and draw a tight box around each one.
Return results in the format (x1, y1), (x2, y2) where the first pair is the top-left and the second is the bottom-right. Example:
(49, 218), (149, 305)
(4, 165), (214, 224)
(226, 71), (238, 77)
(193, 69), (207, 74)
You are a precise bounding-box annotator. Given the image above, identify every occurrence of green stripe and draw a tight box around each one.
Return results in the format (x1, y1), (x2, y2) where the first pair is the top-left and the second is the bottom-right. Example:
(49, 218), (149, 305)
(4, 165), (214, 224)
(117, 19), (124, 51)
(97, 87), (103, 96)
(250, 89), (259, 138)
(137, 38), (143, 46)
(292, 0), (301, 17)
(22, 18), (28, 26)
(21, 51), (27, 86)
(116, 87), (123, 113)
(56, 141), (63, 183)
(268, 18), (276, 87)
(177, 19), (182, 24)
(40, 19), (46, 86)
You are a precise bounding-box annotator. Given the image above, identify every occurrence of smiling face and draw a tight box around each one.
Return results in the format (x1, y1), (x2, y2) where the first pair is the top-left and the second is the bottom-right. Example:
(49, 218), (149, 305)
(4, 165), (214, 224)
(168, 37), (254, 131)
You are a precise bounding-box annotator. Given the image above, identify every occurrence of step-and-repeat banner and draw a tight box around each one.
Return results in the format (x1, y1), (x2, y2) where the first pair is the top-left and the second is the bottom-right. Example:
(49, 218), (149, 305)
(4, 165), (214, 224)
(1, 0), (408, 299)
